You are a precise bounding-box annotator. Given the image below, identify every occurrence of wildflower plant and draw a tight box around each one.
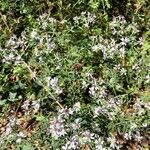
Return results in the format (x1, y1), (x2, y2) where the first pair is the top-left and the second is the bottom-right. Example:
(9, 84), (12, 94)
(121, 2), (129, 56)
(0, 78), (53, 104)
(0, 0), (150, 149)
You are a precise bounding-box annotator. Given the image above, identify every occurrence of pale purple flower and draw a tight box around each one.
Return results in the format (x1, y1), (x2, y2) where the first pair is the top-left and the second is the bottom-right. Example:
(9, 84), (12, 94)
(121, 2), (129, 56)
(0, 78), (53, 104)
(47, 40), (56, 50)
(68, 136), (79, 149)
(62, 136), (79, 150)
(62, 144), (69, 150)
(49, 116), (66, 139)
(81, 130), (95, 143)
(134, 131), (143, 142)
(3, 124), (12, 136)
(71, 118), (81, 130)
(58, 107), (70, 118)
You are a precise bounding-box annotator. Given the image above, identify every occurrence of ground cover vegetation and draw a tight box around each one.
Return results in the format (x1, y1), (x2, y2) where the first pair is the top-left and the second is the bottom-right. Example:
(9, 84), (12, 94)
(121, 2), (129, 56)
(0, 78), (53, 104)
(0, 0), (150, 149)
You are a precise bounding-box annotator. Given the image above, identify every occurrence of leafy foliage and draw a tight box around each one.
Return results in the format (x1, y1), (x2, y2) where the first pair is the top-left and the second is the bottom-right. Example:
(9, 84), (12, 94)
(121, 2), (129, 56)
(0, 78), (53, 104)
(0, 0), (150, 149)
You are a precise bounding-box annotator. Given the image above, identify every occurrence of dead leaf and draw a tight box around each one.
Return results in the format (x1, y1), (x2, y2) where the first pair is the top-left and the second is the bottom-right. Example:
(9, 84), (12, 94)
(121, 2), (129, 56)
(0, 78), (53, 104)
(81, 144), (91, 150)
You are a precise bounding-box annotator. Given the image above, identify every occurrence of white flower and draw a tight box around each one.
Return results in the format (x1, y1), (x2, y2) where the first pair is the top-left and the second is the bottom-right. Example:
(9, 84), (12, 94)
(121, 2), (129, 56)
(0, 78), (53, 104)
(81, 130), (95, 143)
(8, 116), (16, 127)
(89, 86), (96, 96)
(73, 16), (80, 24)
(94, 107), (102, 118)
(119, 47), (125, 57)
(49, 77), (58, 87)
(42, 21), (48, 29)
(30, 30), (38, 38)
(120, 37), (129, 46)
(73, 102), (81, 112)
(32, 100), (40, 113)
(138, 37), (144, 45)
(81, 11), (86, 16)
(132, 63), (139, 70)
(144, 102), (150, 109)
(124, 132), (132, 140)
(17, 131), (27, 138)
(146, 74), (150, 83)
(95, 138), (105, 150)
(114, 64), (121, 70)
(120, 68), (127, 75)
(92, 45), (99, 52)
(5, 53), (15, 61)
(60, 19), (67, 24)
(55, 87), (63, 94)
(107, 135), (116, 149)
(47, 40), (56, 50)
(82, 80), (88, 89)
(87, 12), (96, 24)
(142, 123), (147, 127)
(112, 27), (117, 35)
(16, 138), (22, 143)
(15, 55), (21, 62)
(21, 100), (30, 111)
(39, 13), (47, 20)
(48, 17), (57, 24)
(16, 132), (27, 143)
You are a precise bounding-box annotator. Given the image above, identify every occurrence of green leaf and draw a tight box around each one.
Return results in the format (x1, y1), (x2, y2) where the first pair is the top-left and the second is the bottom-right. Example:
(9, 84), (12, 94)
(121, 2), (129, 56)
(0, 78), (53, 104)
(9, 92), (17, 99)
(0, 99), (7, 106)
(22, 144), (34, 150)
